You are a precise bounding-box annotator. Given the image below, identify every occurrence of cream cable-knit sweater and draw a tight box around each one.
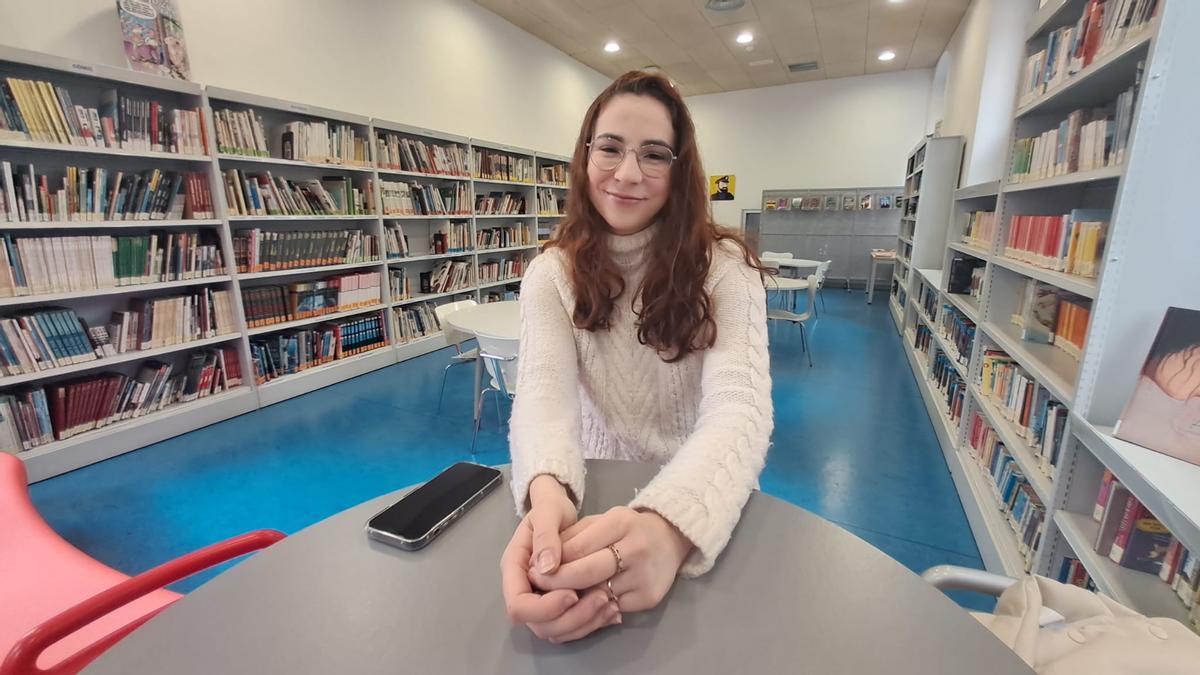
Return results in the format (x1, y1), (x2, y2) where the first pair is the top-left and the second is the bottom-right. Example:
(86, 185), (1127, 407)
(509, 223), (773, 577)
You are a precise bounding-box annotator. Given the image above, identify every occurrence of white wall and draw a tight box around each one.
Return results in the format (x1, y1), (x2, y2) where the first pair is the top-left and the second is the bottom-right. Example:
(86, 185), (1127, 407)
(926, 0), (1034, 185)
(0, 0), (609, 155)
(685, 69), (934, 228)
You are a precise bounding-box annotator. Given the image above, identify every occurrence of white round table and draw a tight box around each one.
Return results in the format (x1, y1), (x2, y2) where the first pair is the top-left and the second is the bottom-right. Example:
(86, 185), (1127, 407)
(773, 258), (822, 272)
(443, 300), (519, 339)
(443, 301), (520, 425)
(765, 276), (811, 313)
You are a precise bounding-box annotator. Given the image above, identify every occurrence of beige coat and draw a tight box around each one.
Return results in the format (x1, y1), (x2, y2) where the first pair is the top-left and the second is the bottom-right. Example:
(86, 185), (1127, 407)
(972, 576), (1200, 674)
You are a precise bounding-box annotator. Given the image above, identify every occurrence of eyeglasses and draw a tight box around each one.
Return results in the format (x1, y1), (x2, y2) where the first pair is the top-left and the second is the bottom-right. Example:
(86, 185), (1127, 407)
(587, 139), (676, 178)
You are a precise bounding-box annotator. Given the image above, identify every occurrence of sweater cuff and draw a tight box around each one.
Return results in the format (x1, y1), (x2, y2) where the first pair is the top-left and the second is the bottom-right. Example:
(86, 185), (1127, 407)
(510, 454), (586, 517)
(629, 482), (741, 578)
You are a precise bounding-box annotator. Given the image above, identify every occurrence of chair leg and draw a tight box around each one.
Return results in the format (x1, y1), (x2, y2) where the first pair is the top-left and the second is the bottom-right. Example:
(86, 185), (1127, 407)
(437, 362), (454, 413)
(800, 322), (813, 367)
(819, 287), (827, 313)
(494, 391), (503, 428)
(471, 388), (490, 456)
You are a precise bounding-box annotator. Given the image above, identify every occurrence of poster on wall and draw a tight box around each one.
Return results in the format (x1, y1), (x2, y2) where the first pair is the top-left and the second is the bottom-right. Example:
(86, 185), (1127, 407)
(115, 0), (192, 80)
(709, 175), (735, 201)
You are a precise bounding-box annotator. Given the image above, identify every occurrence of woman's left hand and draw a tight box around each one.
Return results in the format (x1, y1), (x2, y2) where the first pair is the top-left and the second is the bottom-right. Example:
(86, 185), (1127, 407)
(529, 506), (694, 613)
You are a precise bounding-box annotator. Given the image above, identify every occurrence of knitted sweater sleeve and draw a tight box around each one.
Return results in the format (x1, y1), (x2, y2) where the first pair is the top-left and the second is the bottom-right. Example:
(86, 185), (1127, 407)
(628, 246), (774, 577)
(508, 252), (587, 515)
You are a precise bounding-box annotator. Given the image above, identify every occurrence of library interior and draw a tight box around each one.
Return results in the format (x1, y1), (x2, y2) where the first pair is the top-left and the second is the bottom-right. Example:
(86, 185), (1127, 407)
(1, 0), (1199, 673)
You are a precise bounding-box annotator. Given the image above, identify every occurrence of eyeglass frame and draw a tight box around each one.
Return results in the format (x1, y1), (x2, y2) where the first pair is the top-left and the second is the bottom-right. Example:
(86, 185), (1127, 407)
(585, 139), (678, 178)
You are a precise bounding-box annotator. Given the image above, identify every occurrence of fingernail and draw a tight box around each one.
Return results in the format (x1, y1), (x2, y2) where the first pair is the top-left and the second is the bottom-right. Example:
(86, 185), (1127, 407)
(538, 551), (555, 573)
(610, 613), (623, 625)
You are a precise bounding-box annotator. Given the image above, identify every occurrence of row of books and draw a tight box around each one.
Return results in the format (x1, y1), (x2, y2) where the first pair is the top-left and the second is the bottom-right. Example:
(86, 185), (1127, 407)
(1009, 84), (1139, 182)
(106, 289), (238, 353)
(1094, 472), (1200, 619)
(967, 411), (1046, 570)
(484, 289), (519, 303)
(477, 225), (532, 250)
(1056, 557), (1097, 591)
(980, 349), (1069, 475)
(947, 255), (985, 300)
(379, 180), (469, 216)
(931, 350), (967, 429)
(474, 149), (533, 183)
(384, 223), (409, 258)
(539, 164), (568, 186)
(1011, 280), (1092, 358)
(475, 192), (527, 216)
(249, 313), (387, 383)
(393, 303), (440, 344)
(938, 304), (975, 367)
(422, 260), (472, 294)
(477, 255), (525, 284)
(961, 210), (996, 250)
(241, 272), (382, 328)
(918, 280), (939, 323)
(389, 269), (410, 301)
(0, 232), (225, 297)
(536, 188), (564, 215)
(280, 120), (369, 167)
(375, 134), (469, 176)
(1018, 0), (1158, 106)
(223, 171), (372, 217)
(0, 79), (206, 155)
(0, 346), (242, 451)
(1003, 209), (1110, 278)
(231, 228), (379, 273)
(212, 108), (269, 157)
(428, 223), (470, 255)
(1, 163), (215, 222)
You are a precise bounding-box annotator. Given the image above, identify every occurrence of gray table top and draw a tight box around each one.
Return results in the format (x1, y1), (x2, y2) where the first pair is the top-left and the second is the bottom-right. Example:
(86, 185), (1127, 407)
(86, 461), (1032, 674)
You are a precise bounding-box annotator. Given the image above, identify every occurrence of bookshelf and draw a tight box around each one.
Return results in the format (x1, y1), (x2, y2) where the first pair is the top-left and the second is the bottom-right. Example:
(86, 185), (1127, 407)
(893, 0), (1200, 625)
(534, 152), (570, 246)
(1, 46), (568, 481)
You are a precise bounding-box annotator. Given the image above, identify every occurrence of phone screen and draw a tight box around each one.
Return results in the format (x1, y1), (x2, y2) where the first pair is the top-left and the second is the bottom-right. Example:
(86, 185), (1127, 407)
(368, 463), (501, 541)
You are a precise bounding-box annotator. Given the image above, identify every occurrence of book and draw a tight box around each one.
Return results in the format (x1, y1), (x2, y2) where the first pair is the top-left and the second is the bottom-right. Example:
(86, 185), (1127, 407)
(376, 133), (470, 176)
(538, 163), (568, 186)
(379, 180), (469, 216)
(1110, 506), (1173, 574)
(776, 197), (791, 211)
(231, 229), (378, 273)
(1017, 280), (1059, 344)
(536, 187), (565, 215)
(877, 195), (893, 209)
(801, 197), (821, 211)
(277, 120), (369, 166)
(1114, 307), (1200, 467)
(1053, 293), (1091, 359)
(979, 349), (1071, 472)
(1002, 209), (1109, 276)
(476, 223), (532, 250)
(822, 195), (838, 210)
(473, 149), (533, 183)
(475, 191), (528, 216)
(116, 0), (191, 80)
(962, 211), (996, 248)
(1093, 468), (1115, 520)
(792, 197), (804, 210)
(0, 163), (212, 222)
(477, 254), (526, 284)
(224, 171), (374, 217)
(841, 194), (856, 210)
(859, 194), (873, 210)
(393, 302), (442, 344)
(249, 312), (387, 382)
(213, 108), (269, 157)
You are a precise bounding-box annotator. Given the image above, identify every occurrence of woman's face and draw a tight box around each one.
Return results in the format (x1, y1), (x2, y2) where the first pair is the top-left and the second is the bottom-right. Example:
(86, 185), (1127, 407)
(586, 94), (674, 235)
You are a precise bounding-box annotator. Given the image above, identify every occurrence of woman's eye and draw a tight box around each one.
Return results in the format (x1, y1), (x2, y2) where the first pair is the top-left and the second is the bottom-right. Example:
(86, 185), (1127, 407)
(597, 144), (623, 156)
(643, 151), (670, 163)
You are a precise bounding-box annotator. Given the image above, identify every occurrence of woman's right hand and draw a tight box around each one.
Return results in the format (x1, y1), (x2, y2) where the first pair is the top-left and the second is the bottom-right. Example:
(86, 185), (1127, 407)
(500, 475), (621, 642)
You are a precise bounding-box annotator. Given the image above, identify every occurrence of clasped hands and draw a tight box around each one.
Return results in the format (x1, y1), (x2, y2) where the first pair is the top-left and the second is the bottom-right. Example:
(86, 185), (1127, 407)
(500, 474), (694, 644)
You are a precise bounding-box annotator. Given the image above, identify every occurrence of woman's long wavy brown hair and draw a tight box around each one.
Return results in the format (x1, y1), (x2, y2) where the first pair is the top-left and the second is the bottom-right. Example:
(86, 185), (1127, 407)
(548, 71), (765, 363)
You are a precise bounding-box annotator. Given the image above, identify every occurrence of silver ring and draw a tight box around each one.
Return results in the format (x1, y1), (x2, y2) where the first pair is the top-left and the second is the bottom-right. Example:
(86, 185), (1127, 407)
(608, 544), (624, 575)
(606, 579), (618, 603)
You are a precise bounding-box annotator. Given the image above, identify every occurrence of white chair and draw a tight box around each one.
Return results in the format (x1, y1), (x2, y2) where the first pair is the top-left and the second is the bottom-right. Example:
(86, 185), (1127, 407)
(470, 333), (519, 456)
(766, 274), (817, 367)
(814, 259), (832, 315)
(434, 299), (478, 412)
(922, 565), (1065, 627)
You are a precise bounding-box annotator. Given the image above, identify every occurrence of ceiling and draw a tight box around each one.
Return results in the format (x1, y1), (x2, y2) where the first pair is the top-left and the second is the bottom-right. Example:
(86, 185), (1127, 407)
(471, 0), (970, 95)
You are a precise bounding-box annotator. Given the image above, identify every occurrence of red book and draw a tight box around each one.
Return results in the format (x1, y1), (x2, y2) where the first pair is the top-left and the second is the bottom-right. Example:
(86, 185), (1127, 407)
(1081, 0), (1106, 68)
(1109, 496), (1144, 563)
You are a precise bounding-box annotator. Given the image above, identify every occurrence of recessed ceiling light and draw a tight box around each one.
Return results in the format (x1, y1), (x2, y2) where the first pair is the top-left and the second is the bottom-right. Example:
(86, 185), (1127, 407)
(888, 0), (904, 4)
(878, 50), (896, 61)
(736, 31), (754, 44)
(604, 41), (620, 53)
(749, 58), (775, 66)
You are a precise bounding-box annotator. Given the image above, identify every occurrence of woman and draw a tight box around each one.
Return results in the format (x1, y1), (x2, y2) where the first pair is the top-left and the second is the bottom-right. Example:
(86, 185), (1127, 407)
(499, 71), (773, 644)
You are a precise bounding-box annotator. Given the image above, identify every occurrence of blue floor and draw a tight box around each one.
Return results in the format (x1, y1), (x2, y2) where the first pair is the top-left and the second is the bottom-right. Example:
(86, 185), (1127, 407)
(29, 290), (994, 612)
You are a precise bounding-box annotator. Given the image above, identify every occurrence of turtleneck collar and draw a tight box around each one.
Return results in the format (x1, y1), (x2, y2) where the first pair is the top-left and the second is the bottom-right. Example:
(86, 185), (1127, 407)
(606, 222), (657, 269)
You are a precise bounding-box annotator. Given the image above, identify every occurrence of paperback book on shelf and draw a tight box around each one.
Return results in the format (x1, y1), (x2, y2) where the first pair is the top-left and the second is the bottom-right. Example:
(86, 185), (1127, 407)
(376, 134), (469, 176)
(1, 162), (214, 222)
(249, 312), (386, 383)
(1115, 307), (1200, 466)
(232, 229), (379, 273)
(115, 0), (192, 80)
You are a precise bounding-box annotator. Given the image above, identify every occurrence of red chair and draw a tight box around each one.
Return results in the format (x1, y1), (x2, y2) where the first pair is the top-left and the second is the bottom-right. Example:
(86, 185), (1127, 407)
(0, 453), (285, 675)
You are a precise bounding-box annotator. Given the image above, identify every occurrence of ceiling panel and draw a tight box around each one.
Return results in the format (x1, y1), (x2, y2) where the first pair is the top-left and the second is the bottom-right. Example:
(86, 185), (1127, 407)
(473, 0), (968, 94)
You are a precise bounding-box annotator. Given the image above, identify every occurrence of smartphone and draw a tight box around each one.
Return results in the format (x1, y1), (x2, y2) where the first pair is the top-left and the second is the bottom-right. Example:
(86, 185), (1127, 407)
(365, 462), (502, 551)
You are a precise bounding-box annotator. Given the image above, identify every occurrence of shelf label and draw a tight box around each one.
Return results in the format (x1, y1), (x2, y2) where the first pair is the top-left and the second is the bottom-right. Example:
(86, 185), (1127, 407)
(70, 63), (96, 73)
(289, 104), (310, 113)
